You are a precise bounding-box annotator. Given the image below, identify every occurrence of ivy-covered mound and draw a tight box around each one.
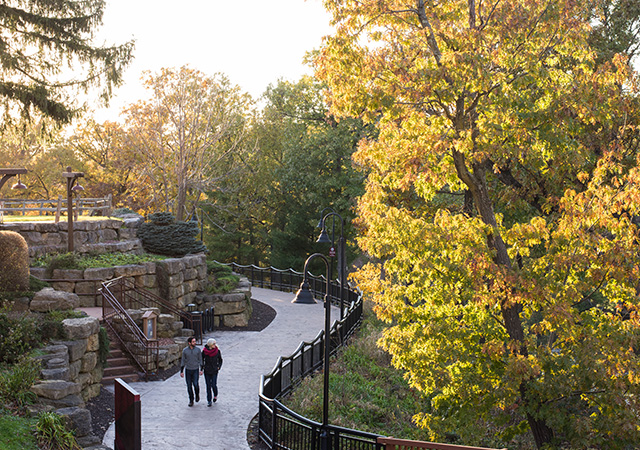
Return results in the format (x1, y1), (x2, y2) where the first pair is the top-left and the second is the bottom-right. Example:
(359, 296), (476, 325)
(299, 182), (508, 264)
(137, 212), (207, 257)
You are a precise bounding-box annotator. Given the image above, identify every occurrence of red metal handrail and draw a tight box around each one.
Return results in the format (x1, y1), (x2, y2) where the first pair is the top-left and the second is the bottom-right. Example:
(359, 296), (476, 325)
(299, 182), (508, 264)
(378, 437), (506, 450)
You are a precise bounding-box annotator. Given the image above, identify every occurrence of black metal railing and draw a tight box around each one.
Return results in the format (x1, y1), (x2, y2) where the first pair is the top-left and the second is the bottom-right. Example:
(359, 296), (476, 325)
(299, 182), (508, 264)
(215, 261), (378, 450)
(100, 276), (204, 380)
(100, 280), (159, 379)
(222, 262), (360, 311)
(101, 276), (202, 344)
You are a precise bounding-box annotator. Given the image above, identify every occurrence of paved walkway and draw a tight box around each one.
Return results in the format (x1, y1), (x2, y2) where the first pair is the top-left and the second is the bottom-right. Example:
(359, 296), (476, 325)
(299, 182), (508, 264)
(102, 287), (337, 449)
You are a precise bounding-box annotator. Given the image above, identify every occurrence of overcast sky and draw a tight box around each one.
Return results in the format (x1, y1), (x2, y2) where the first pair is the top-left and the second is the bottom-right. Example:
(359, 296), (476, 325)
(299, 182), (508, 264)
(92, 0), (333, 121)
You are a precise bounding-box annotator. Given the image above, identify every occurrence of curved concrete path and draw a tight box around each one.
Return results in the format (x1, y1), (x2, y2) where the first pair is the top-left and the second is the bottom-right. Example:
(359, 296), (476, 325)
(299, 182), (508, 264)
(103, 287), (337, 449)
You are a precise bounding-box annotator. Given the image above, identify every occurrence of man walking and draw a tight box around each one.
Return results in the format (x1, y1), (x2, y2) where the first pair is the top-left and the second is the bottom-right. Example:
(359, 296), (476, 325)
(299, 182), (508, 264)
(180, 336), (202, 406)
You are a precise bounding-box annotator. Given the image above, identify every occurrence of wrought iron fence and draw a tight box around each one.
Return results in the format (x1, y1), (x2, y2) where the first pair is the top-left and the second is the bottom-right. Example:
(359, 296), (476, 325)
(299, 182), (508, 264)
(216, 261), (379, 450)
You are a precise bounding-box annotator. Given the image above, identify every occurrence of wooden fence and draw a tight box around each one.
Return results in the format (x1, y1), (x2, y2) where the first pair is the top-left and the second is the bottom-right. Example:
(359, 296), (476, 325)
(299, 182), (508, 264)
(0, 194), (112, 218)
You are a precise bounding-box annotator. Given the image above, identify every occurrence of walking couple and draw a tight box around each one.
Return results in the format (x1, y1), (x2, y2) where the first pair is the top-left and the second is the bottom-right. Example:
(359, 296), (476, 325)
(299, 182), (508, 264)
(180, 336), (223, 407)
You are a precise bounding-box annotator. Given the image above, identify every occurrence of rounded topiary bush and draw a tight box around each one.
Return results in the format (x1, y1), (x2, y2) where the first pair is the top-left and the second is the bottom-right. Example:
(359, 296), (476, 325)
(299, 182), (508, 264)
(137, 212), (207, 257)
(0, 230), (29, 292)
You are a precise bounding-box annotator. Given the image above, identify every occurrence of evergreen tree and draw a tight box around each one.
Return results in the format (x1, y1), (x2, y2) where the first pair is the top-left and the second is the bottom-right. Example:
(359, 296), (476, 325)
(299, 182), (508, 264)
(0, 0), (134, 125)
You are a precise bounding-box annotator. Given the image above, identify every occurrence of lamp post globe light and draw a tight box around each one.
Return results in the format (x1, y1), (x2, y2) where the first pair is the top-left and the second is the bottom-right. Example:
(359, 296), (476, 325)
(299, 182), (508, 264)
(292, 252), (333, 449)
(316, 210), (346, 320)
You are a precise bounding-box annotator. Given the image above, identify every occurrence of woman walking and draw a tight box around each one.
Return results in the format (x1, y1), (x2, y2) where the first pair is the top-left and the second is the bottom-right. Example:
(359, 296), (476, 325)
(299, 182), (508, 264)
(202, 338), (223, 406)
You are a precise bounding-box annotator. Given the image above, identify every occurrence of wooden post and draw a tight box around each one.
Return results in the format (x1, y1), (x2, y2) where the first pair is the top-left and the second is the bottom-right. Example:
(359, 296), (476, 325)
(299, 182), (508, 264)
(114, 378), (141, 450)
(55, 196), (61, 224)
(63, 167), (84, 252)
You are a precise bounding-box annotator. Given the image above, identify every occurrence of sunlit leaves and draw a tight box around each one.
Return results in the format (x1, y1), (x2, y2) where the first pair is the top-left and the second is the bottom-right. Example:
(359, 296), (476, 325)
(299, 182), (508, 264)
(319, 0), (640, 447)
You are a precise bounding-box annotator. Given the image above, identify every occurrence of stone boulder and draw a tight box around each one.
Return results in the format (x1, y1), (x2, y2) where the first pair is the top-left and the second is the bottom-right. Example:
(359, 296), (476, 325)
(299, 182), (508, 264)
(30, 288), (79, 312)
(31, 380), (81, 400)
(62, 317), (100, 340)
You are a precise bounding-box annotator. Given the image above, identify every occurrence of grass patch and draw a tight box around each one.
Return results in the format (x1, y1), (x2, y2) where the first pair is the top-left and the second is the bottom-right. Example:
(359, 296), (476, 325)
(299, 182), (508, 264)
(281, 302), (432, 441)
(32, 252), (167, 270)
(0, 414), (38, 450)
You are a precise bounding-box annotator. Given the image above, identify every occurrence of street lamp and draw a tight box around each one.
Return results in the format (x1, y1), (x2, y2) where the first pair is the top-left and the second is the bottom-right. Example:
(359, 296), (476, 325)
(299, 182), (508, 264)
(0, 168), (28, 191)
(63, 166), (84, 252)
(317, 211), (346, 320)
(292, 253), (333, 449)
(0, 168), (27, 223)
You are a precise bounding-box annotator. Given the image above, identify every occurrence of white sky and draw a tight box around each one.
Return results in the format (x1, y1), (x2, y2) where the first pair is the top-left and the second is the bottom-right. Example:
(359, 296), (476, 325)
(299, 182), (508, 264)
(92, 0), (333, 121)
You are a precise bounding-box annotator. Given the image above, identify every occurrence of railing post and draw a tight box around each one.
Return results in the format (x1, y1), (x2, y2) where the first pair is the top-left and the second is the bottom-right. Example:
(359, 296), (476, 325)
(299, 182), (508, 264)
(271, 400), (278, 449)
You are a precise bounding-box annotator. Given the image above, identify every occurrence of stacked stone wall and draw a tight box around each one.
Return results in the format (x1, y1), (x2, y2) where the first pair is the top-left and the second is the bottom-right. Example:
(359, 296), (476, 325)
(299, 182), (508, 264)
(110, 306), (189, 371)
(195, 276), (253, 327)
(0, 217), (143, 258)
(156, 254), (207, 309)
(29, 254), (207, 310)
(30, 316), (104, 448)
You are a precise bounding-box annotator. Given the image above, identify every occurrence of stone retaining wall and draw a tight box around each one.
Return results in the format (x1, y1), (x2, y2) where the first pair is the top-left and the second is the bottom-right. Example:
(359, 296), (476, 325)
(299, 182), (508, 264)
(0, 217), (143, 258)
(29, 254), (208, 309)
(28, 253), (253, 329)
(195, 277), (253, 327)
(111, 307), (190, 371)
(31, 316), (104, 448)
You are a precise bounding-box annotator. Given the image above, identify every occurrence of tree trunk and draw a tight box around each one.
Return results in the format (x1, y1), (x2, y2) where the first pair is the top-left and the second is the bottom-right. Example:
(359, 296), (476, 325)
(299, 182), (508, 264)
(452, 150), (554, 448)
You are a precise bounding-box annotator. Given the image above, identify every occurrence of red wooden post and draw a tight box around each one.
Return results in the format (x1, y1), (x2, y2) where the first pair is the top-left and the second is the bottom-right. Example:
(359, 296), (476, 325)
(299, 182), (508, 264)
(114, 378), (141, 450)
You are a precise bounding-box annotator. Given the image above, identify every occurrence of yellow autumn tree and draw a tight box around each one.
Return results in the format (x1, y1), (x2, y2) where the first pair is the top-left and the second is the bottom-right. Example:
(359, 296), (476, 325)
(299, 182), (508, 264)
(122, 66), (253, 220)
(317, 0), (640, 448)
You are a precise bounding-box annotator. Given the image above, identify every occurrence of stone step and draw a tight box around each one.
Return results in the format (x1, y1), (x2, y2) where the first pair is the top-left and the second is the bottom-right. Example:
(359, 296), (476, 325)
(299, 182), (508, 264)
(107, 357), (130, 367)
(101, 373), (140, 386)
(103, 364), (138, 376)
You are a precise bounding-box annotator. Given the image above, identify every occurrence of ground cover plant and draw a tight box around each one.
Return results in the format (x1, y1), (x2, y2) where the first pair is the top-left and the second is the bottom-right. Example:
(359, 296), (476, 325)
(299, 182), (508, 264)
(32, 251), (167, 272)
(281, 304), (535, 446)
(0, 414), (38, 450)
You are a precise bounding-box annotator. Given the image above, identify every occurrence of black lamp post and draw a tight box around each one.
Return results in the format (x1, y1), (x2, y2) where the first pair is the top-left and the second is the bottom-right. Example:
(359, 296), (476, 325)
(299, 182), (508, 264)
(63, 167), (84, 252)
(317, 211), (346, 320)
(292, 252), (333, 449)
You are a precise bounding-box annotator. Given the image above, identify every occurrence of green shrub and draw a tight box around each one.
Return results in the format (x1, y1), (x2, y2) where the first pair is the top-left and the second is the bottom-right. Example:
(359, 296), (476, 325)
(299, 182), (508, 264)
(45, 253), (82, 277)
(137, 212), (207, 257)
(205, 261), (239, 293)
(38, 310), (83, 341)
(206, 260), (233, 275)
(0, 356), (39, 409)
(98, 327), (110, 367)
(35, 411), (81, 450)
(29, 275), (50, 291)
(0, 314), (41, 364)
(0, 231), (29, 292)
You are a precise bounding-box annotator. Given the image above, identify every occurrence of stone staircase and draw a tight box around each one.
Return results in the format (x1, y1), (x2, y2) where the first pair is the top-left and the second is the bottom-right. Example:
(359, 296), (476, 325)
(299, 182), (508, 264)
(101, 330), (140, 386)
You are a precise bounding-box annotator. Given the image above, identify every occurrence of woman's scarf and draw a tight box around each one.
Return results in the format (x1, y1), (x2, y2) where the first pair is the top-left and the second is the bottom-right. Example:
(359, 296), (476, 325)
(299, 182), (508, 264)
(203, 346), (219, 358)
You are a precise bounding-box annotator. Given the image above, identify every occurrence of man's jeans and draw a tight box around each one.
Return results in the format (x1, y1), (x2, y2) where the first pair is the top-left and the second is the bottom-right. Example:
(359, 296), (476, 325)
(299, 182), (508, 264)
(184, 368), (200, 402)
